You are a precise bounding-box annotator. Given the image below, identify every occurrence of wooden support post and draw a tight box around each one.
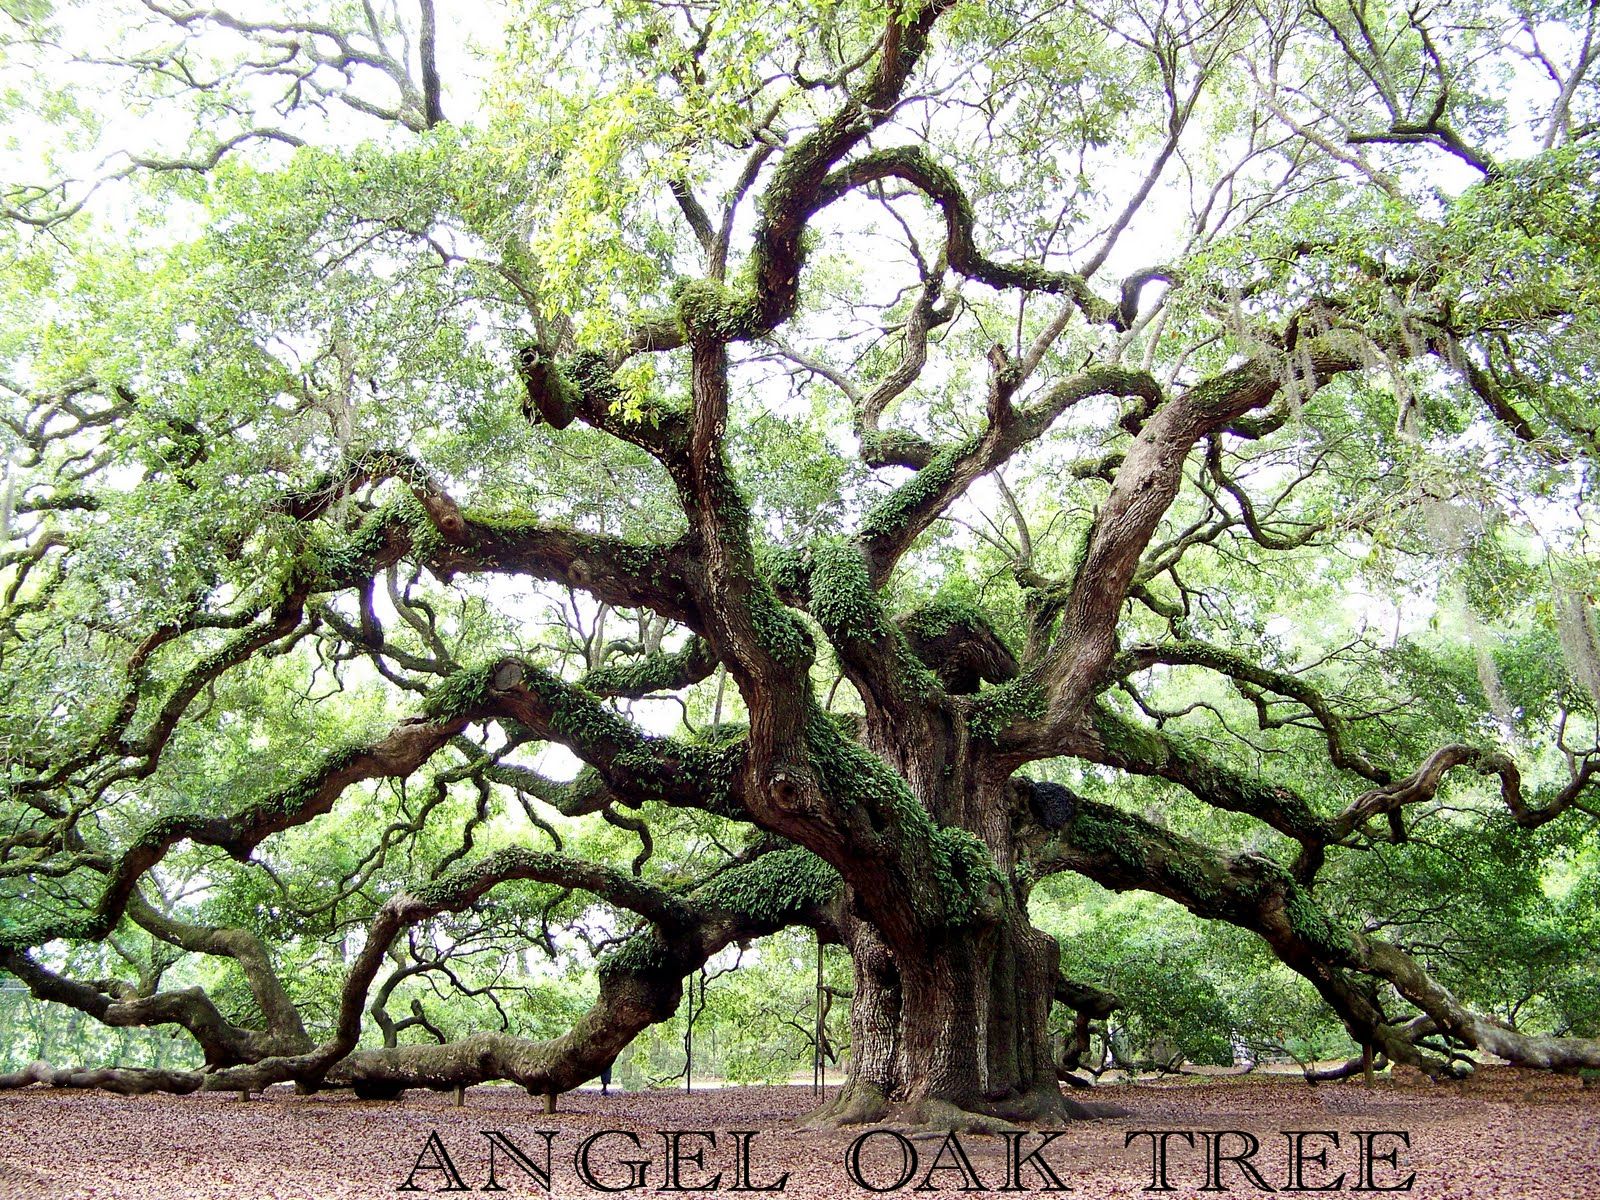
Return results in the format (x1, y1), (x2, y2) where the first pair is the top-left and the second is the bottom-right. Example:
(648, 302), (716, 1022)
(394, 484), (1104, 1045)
(453, 1085), (465, 1108)
(543, 1091), (556, 1115)
(813, 935), (824, 1096)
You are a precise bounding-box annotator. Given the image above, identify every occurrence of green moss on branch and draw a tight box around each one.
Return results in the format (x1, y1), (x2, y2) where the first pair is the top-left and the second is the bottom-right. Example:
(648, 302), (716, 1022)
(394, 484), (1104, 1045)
(859, 438), (976, 544)
(693, 847), (840, 924)
(969, 679), (1046, 741)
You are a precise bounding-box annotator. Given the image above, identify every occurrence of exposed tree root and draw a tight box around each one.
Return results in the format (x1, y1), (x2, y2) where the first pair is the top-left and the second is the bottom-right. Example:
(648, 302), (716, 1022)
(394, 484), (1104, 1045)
(800, 1079), (892, 1128)
(901, 1099), (1027, 1136)
(803, 1093), (1022, 1135)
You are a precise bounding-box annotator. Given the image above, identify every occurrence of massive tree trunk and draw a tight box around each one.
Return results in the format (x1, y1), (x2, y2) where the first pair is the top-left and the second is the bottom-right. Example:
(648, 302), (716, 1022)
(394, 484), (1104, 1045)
(810, 730), (1092, 1129)
(897, 908), (1068, 1120)
(819, 881), (1097, 1129)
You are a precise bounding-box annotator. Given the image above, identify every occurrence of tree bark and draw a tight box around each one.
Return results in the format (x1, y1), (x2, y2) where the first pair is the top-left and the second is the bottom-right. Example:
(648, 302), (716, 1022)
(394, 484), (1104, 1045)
(810, 735), (1110, 1129)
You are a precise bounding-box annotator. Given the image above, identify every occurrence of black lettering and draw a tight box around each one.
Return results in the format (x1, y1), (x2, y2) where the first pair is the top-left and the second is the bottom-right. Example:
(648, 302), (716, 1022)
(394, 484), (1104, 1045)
(728, 1131), (789, 1192)
(1200, 1131), (1276, 1192)
(1353, 1132), (1414, 1192)
(398, 1131), (470, 1193)
(575, 1130), (651, 1193)
(480, 1130), (553, 1193)
(1283, 1132), (1344, 1192)
(1125, 1131), (1196, 1192)
(660, 1131), (722, 1192)
(913, 1131), (985, 1192)
(1001, 1131), (1070, 1192)
(846, 1130), (918, 1193)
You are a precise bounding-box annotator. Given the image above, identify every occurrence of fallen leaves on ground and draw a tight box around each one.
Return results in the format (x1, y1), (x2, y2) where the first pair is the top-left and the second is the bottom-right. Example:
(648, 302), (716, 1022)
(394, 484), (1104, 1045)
(0, 1066), (1595, 1198)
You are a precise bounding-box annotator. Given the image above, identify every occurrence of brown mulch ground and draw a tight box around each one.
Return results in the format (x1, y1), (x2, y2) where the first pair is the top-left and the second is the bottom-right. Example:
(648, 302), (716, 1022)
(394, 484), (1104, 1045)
(1, 1067), (1596, 1198)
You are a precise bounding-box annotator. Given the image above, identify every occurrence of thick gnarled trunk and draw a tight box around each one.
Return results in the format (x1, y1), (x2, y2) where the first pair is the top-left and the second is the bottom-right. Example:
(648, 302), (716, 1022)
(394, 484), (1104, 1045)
(815, 899), (1080, 1129)
(812, 741), (1082, 1129)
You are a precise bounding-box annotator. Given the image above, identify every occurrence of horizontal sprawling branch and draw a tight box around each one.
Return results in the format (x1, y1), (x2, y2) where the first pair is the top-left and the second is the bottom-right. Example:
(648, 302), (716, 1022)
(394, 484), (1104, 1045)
(1023, 781), (1600, 1075)
(3, 844), (843, 1098)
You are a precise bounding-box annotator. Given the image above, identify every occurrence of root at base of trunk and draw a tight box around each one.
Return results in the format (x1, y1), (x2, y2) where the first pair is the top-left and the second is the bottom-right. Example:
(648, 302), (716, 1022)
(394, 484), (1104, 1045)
(801, 1080), (894, 1129)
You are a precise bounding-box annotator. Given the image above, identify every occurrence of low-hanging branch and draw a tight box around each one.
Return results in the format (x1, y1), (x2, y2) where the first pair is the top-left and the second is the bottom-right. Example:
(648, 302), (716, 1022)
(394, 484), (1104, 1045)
(1023, 780), (1600, 1076)
(0, 843), (844, 1098)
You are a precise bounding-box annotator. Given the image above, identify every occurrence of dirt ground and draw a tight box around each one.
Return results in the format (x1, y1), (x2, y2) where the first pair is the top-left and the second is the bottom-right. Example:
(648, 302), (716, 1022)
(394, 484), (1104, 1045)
(1, 1067), (1595, 1198)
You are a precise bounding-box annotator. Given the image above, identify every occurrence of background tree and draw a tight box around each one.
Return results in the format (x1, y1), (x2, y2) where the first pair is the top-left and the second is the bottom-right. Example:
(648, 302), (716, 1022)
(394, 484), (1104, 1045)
(2, 0), (1599, 1129)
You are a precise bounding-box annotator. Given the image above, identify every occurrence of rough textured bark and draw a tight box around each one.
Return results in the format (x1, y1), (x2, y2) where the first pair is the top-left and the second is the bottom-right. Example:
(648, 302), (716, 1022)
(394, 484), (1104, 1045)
(803, 714), (1121, 1129)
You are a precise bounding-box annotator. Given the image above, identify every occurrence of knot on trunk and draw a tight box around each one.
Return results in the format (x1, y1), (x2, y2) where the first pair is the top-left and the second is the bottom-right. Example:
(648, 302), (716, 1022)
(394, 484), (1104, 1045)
(769, 769), (808, 812)
(1014, 776), (1080, 829)
(490, 660), (526, 691)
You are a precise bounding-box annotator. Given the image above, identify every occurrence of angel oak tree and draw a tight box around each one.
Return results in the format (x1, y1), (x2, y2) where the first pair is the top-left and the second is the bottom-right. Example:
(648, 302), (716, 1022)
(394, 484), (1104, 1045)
(2, 0), (1600, 1131)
